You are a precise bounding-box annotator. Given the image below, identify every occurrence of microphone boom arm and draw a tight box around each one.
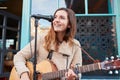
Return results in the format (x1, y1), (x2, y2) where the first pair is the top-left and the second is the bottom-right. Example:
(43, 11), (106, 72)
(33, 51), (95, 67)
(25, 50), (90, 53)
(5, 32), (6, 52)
(31, 14), (53, 22)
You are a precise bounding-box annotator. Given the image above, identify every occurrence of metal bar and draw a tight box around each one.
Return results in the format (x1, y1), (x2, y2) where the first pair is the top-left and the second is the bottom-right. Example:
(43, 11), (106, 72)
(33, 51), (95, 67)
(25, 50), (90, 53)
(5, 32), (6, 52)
(20, 0), (31, 49)
(108, 0), (112, 13)
(0, 15), (7, 74)
(75, 14), (116, 16)
(0, 10), (20, 20)
(114, 0), (120, 57)
(85, 0), (88, 14)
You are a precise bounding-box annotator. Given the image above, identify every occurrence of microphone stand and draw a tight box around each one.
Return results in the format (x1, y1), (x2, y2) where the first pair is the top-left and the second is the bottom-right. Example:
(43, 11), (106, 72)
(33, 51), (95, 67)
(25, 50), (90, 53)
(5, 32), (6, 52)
(32, 15), (53, 80)
(33, 18), (39, 80)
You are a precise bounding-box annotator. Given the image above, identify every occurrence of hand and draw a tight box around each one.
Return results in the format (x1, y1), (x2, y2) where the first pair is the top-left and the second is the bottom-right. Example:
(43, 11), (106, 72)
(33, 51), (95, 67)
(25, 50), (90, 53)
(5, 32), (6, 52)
(20, 72), (30, 80)
(65, 69), (77, 80)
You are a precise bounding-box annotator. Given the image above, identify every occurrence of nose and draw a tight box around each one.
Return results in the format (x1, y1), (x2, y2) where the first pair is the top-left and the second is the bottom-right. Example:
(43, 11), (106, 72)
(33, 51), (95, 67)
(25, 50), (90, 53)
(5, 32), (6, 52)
(53, 17), (60, 22)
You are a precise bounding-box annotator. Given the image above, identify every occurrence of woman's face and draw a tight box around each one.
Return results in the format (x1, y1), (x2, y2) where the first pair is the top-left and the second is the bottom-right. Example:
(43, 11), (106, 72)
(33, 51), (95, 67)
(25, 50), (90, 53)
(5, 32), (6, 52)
(52, 10), (69, 32)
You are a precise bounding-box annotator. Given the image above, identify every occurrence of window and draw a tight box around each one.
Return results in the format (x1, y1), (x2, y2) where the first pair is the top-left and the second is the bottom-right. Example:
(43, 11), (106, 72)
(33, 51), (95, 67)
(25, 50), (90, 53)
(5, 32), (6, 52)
(88, 0), (108, 13)
(65, 0), (114, 14)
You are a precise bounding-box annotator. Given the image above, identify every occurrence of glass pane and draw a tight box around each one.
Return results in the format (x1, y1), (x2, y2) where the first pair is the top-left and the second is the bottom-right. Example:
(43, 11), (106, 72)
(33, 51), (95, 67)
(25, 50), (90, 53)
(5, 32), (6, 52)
(6, 29), (18, 50)
(0, 28), (2, 38)
(0, 15), (3, 25)
(7, 17), (19, 28)
(58, 0), (66, 8)
(31, 0), (67, 39)
(4, 50), (14, 73)
(31, 0), (66, 27)
(65, 0), (85, 14)
(0, 39), (2, 49)
(88, 0), (109, 13)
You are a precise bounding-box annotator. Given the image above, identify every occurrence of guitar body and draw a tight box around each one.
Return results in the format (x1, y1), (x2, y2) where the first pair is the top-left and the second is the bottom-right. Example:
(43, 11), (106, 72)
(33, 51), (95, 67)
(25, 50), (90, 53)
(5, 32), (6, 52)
(9, 60), (58, 80)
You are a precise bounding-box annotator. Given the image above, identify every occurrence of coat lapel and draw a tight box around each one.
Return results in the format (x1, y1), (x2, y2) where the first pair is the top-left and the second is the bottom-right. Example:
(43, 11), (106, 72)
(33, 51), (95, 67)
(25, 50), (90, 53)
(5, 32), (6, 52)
(58, 41), (72, 56)
(50, 41), (72, 56)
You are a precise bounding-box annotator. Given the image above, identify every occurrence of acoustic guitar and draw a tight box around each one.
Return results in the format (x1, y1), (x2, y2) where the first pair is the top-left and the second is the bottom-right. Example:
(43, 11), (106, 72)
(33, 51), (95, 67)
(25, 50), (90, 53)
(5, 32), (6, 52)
(9, 58), (120, 80)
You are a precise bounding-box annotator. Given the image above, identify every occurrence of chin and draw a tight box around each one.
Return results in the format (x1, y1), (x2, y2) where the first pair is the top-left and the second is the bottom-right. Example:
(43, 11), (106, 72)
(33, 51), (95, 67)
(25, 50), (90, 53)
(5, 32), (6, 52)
(54, 30), (63, 32)
(55, 30), (61, 32)
(54, 29), (61, 31)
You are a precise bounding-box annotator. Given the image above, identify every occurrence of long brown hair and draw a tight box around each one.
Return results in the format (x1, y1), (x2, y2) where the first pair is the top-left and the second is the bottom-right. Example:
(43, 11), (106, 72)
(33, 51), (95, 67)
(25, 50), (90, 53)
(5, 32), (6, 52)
(44, 8), (77, 51)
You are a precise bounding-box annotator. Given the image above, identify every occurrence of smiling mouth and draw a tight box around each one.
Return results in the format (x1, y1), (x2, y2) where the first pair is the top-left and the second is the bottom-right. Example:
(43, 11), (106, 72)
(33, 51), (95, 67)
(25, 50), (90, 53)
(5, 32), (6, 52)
(54, 24), (60, 27)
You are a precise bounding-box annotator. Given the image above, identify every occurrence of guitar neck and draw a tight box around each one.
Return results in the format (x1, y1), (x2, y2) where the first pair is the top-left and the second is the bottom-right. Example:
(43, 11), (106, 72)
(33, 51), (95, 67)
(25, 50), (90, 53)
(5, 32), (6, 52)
(78, 62), (101, 73)
(42, 62), (101, 80)
(41, 69), (66, 79)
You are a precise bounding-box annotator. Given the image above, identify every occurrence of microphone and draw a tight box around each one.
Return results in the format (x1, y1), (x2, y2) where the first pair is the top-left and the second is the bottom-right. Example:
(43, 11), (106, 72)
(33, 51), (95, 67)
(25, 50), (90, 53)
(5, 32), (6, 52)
(31, 14), (54, 22)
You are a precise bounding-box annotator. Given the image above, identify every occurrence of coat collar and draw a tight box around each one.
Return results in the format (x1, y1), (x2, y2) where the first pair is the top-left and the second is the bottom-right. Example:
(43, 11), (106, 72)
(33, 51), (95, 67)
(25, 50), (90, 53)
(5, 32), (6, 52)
(50, 41), (72, 56)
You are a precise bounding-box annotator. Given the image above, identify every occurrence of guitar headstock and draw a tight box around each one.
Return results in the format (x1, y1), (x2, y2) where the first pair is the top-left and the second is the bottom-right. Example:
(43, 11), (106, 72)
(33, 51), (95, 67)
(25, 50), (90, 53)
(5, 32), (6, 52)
(101, 56), (120, 74)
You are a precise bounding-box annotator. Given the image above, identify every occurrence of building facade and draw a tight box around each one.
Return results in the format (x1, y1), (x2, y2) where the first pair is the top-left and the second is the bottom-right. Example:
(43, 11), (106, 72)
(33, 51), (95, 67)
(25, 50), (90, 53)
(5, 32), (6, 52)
(0, 0), (120, 79)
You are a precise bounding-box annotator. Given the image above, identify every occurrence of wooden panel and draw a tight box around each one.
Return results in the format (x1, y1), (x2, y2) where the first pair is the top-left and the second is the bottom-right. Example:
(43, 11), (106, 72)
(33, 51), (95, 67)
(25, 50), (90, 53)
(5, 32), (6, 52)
(0, 0), (22, 17)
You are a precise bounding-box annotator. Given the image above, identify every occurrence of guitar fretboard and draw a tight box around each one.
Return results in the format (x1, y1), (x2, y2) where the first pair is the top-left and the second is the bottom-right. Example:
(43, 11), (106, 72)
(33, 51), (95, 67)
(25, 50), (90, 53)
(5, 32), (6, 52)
(42, 62), (101, 80)
(78, 63), (101, 73)
(42, 69), (66, 80)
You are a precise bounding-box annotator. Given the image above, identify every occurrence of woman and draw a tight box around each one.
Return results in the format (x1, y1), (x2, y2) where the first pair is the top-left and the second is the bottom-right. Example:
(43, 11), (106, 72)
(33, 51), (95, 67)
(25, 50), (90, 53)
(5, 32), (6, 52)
(13, 7), (82, 80)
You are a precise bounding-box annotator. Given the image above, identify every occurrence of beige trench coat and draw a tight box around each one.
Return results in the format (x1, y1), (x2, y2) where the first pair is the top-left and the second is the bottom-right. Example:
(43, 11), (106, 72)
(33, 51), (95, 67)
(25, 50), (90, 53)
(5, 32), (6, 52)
(13, 32), (82, 79)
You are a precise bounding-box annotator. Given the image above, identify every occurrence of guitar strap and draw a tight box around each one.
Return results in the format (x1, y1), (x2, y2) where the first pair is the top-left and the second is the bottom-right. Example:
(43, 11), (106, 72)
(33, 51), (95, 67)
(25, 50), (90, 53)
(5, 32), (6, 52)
(80, 47), (98, 63)
(47, 50), (54, 60)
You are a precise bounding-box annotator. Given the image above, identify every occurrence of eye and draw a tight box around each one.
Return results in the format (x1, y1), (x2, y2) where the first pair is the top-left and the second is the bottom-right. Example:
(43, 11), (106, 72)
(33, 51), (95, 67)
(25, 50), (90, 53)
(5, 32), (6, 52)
(53, 15), (67, 20)
(60, 16), (66, 20)
(53, 15), (57, 19)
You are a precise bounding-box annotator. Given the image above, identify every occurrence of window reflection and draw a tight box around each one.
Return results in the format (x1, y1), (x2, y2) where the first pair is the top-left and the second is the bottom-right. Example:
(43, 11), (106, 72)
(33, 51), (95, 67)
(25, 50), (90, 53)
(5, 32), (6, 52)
(31, 0), (66, 29)
(65, 0), (112, 14)
(88, 0), (108, 13)
(65, 0), (85, 14)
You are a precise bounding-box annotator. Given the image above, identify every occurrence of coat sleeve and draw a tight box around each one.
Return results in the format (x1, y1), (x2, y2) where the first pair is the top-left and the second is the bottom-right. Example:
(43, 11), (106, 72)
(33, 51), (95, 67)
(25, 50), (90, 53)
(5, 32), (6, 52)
(71, 39), (82, 66)
(13, 35), (42, 77)
(71, 39), (82, 78)
(13, 39), (35, 77)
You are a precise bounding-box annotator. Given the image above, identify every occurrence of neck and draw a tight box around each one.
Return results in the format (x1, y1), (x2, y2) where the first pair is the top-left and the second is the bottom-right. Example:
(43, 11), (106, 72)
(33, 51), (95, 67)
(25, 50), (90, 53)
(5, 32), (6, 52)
(56, 32), (65, 42)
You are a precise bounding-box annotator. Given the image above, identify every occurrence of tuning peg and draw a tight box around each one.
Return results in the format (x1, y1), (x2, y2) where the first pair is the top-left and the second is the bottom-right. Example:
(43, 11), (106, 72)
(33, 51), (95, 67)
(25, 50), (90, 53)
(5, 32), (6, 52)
(110, 56), (114, 61)
(116, 55), (120, 59)
(114, 70), (119, 74)
(108, 70), (113, 74)
(105, 57), (109, 60)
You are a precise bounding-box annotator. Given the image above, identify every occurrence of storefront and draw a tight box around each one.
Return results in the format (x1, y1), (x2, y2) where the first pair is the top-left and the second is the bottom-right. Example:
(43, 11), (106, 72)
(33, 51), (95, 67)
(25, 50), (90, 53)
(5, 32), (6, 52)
(0, 0), (120, 79)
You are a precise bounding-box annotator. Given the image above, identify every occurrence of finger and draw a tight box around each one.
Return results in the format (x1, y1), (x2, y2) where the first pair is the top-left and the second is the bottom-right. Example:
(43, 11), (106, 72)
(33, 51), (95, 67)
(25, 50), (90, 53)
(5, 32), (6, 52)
(70, 64), (74, 68)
